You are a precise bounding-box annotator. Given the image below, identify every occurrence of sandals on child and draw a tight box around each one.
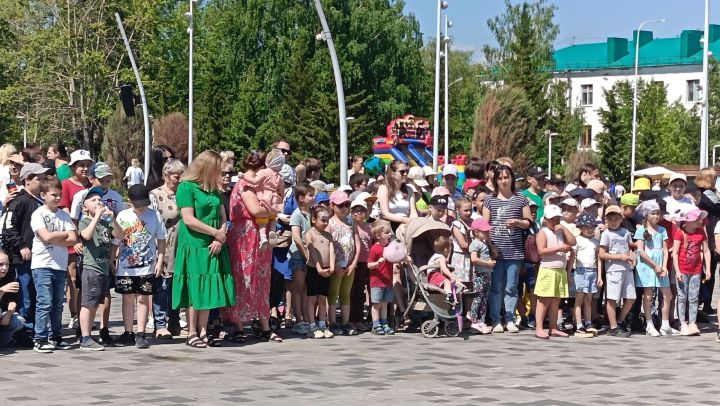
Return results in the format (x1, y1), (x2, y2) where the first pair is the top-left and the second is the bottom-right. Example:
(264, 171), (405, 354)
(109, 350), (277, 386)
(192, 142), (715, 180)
(260, 330), (283, 342)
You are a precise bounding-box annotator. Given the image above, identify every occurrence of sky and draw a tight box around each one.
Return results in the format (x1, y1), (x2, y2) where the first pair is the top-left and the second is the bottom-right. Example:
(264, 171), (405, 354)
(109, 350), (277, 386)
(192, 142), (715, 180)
(403, 0), (712, 62)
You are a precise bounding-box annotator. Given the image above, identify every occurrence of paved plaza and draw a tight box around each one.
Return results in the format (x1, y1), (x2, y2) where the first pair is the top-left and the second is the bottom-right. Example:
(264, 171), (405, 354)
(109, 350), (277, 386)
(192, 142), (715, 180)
(2, 291), (720, 406)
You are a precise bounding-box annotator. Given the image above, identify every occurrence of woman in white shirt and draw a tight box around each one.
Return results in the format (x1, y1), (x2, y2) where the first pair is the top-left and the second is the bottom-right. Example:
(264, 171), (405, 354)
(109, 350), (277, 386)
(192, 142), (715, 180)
(124, 158), (145, 189)
(376, 160), (417, 232)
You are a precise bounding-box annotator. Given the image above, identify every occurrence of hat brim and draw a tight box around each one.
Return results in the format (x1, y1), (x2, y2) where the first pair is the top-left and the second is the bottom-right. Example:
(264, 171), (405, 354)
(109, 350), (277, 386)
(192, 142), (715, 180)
(413, 179), (429, 187)
(20, 167), (50, 180)
(472, 226), (492, 232)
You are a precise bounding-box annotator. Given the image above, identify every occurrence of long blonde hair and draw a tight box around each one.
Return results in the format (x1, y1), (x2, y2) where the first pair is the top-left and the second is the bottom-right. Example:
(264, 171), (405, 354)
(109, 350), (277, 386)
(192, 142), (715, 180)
(0, 143), (17, 166)
(181, 150), (222, 192)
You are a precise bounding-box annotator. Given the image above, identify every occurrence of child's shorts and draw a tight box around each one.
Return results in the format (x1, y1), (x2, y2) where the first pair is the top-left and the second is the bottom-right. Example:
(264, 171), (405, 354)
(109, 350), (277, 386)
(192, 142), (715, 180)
(115, 275), (154, 295)
(534, 267), (569, 298)
(289, 258), (306, 273)
(306, 266), (330, 297)
(427, 270), (447, 287)
(606, 270), (636, 301)
(574, 267), (598, 294)
(81, 271), (109, 306)
(370, 286), (393, 304)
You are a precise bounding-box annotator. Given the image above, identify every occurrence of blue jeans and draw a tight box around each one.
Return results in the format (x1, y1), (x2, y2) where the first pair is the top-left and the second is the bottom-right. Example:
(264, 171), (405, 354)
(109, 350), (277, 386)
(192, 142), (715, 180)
(32, 268), (67, 341)
(153, 276), (180, 330)
(0, 312), (25, 347)
(14, 262), (35, 330)
(489, 259), (522, 325)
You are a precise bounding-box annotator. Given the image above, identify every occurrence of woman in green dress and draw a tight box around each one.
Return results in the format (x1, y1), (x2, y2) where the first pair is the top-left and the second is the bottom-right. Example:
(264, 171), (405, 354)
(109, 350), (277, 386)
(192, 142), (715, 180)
(172, 150), (236, 348)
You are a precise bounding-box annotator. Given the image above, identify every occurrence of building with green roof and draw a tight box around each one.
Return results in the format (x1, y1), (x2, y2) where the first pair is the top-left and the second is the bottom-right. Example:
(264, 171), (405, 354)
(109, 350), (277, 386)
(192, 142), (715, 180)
(552, 25), (720, 150)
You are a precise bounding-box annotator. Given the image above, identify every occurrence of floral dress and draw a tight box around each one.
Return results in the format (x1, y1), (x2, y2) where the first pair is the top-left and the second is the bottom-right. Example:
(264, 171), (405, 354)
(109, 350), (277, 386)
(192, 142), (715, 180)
(221, 180), (273, 323)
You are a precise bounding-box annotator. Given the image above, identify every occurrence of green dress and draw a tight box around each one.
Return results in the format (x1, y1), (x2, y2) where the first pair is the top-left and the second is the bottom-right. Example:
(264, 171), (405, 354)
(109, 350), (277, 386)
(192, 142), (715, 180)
(172, 181), (236, 310)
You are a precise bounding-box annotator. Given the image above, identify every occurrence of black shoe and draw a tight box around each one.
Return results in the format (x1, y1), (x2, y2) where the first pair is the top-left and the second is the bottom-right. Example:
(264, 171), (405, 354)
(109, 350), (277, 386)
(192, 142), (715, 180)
(697, 311), (710, 324)
(135, 332), (150, 349)
(114, 331), (135, 347)
(608, 327), (631, 338)
(168, 326), (182, 336)
(12, 330), (34, 348)
(618, 321), (632, 334)
(98, 328), (115, 347)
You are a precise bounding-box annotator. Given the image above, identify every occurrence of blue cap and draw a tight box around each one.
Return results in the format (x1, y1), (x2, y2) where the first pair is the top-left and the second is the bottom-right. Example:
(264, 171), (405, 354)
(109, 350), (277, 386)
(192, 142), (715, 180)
(315, 192), (330, 204)
(576, 212), (596, 227)
(569, 188), (594, 199)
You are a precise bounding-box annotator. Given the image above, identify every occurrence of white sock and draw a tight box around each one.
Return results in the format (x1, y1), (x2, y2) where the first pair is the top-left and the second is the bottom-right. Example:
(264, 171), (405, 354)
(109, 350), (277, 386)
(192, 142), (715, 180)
(661, 319), (670, 329)
(576, 323), (583, 330)
(646, 320), (654, 330)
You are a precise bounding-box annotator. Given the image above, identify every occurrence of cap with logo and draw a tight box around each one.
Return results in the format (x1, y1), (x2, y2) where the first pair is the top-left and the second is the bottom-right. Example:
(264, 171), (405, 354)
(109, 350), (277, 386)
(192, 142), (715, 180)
(429, 195), (449, 207)
(528, 166), (547, 179)
(69, 149), (94, 166)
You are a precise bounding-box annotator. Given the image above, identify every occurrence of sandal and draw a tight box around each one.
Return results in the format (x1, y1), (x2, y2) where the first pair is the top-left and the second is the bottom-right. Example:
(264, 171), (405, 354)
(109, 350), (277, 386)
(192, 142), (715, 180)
(227, 330), (245, 343)
(550, 330), (569, 338)
(534, 333), (550, 340)
(260, 330), (283, 342)
(185, 334), (207, 348)
(202, 334), (223, 347)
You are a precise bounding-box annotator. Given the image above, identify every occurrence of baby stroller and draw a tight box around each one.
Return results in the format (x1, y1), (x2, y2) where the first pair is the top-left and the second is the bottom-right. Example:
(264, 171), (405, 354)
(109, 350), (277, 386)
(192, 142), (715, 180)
(396, 217), (469, 338)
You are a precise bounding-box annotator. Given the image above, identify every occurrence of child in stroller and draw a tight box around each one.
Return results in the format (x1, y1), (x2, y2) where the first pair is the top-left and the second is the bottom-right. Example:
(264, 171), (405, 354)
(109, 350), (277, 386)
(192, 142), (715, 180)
(427, 235), (466, 305)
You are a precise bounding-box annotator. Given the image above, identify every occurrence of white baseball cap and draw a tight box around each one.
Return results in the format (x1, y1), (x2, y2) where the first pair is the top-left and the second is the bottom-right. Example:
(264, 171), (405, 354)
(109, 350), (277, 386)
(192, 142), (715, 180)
(422, 166), (438, 177)
(408, 166), (428, 187)
(69, 149), (94, 166)
(581, 198), (600, 210)
(544, 204), (563, 219)
(560, 198), (579, 208)
(442, 164), (458, 177)
(669, 172), (687, 184)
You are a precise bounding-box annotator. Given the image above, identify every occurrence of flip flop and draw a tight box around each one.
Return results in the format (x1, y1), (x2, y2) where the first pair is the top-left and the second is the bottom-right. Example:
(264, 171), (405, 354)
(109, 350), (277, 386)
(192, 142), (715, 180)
(550, 331), (569, 338)
(534, 333), (550, 340)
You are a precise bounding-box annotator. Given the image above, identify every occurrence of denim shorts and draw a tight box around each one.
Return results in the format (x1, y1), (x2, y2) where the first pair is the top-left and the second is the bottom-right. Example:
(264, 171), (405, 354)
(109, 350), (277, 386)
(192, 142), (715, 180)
(289, 258), (306, 273)
(574, 267), (598, 294)
(370, 287), (394, 304)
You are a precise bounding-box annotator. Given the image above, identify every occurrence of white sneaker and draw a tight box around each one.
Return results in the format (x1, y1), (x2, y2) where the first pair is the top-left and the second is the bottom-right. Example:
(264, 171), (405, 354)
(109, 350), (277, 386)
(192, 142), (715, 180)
(505, 321), (519, 333)
(146, 317), (155, 331)
(680, 324), (692, 336)
(645, 325), (661, 337)
(323, 328), (334, 338)
(491, 323), (505, 334)
(179, 318), (188, 329)
(659, 325), (680, 336)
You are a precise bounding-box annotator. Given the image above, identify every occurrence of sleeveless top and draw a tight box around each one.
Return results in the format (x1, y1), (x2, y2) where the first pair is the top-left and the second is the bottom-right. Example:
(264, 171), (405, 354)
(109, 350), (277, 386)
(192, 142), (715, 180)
(388, 187), (411, 216)
(329, 216), (355, 268)
(540, 227), (566, 269)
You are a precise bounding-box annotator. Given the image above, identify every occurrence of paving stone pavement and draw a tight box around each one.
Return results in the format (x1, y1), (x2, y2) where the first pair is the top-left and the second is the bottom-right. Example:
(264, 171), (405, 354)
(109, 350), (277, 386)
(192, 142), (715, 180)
(2, 291), (720, 405)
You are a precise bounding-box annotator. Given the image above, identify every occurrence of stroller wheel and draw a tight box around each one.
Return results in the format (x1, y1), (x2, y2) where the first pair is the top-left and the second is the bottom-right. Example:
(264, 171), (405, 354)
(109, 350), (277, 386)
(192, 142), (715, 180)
(444, 320), (460, 337)
(269, 316), (280, 332)
(421, 320), (439, 338)
(250, 319), (263, 338)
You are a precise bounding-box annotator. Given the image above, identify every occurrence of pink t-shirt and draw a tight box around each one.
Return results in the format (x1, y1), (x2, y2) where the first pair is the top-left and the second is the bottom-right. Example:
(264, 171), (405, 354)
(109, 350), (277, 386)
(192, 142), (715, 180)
(249, 169), (284, 214)
(355, 222), (371, 263)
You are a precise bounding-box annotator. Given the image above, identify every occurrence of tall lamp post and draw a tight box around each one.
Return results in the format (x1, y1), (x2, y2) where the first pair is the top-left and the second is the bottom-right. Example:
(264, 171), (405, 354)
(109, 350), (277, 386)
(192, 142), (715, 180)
(443, 16), (453, 165)
(630, 18), (665, 185)
(546, 131), (558, 177)
(186, 0), (198, 164)
(433, 0), (449, 171)
(313, 0), (349, 185)
(15, 113), (27, 149)
(701, 0), (710, 168)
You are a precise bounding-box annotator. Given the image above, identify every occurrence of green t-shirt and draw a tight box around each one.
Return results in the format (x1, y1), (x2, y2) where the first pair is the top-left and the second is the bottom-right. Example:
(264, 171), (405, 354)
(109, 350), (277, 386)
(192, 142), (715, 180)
(56, 163), (72, 181)
(79, 216), (114, 275)
(521, 188), (545, 223)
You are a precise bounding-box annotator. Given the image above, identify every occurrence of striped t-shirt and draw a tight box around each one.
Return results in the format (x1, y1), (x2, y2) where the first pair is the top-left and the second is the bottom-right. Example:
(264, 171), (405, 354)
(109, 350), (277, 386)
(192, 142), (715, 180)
(484, 193), (529, 261)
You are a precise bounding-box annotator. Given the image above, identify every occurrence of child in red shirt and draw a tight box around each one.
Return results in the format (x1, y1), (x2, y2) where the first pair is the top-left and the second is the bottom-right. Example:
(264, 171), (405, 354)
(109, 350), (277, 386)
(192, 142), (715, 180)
(367, 220), (394, 335)
(672, 208), (711, 336)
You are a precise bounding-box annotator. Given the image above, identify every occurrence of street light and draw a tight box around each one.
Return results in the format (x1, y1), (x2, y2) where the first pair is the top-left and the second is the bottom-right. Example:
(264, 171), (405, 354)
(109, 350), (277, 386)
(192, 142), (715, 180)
(700, 0), (710, 168)
(443, 16), (453, 166)
(186, 0), (198, 164)
(15, 113), (27, 148)
(433, 0), (449, 171)
(546, 131), (558, 176)
(313, 0), (349, 185)
(630, 18), (665, 186)
(712, 144), (720, 166)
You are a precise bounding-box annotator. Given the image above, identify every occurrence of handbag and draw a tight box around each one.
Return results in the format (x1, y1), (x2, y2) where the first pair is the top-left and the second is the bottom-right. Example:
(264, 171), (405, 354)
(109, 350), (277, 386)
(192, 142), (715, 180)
(523, 226), (540, 264)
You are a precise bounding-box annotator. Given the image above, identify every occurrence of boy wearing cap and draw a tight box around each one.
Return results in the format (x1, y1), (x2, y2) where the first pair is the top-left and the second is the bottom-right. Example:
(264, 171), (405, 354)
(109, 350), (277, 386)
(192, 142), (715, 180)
(114, 184), (167, 349)
(60, 149), (93, 331)
(598, 205), (636, 338)
(664, 173), (695, 221)
(78, 188), (123, 351)
(522, 167), (547, 223)
(429, 195), (451, 224)
(1, 163), (48, 335)
(31, 179), (78, 353)
(619, 193), (640, 234)
(441, 164), (463, 203)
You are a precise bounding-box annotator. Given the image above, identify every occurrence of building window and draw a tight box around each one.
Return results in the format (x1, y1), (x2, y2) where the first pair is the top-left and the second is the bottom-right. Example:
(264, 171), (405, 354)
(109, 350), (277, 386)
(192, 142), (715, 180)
(581, 126), (592, 148)
(687, 80), (701, 102)
(581, 85), (593, 106)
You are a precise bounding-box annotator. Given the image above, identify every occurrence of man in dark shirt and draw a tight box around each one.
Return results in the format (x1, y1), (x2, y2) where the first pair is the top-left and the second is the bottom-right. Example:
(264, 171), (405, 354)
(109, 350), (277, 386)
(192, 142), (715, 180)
(0, 250), (24, 347)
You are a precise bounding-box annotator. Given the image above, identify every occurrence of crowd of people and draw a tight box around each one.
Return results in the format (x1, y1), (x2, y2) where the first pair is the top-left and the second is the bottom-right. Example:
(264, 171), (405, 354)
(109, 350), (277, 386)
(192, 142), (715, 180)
(0, 139), (719, 354)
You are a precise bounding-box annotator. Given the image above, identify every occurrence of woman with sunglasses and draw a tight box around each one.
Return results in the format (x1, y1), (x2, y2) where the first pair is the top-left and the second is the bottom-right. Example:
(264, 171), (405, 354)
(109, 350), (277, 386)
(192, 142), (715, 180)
(146, 145), (175, 191)
(376, 160), (417, 232)
(482, 164), (533, 334)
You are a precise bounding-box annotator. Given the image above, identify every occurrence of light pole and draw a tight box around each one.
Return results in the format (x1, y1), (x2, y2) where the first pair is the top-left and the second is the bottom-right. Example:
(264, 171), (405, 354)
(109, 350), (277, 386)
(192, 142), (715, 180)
(433, 0), (449, 171)
(546, 131), (558, 177)
(712, 144), (720, 166)
(701, 0), (710, 168)
(115, 13), (151, 184)
(186, 0), (198, 164)
(443, 16), (453, 165)
(15, 113), (27, 149)
(313, 0), (349, 185)
(631, 18), (665, 186)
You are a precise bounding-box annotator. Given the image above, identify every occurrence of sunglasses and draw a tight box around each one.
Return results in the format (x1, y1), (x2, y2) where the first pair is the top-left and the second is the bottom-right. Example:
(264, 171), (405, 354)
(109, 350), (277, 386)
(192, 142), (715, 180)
(398, 169), (409, 175)
(222, 171), (234, 177)
(336, 202), (351, 208)
(278, 148), (291, 155)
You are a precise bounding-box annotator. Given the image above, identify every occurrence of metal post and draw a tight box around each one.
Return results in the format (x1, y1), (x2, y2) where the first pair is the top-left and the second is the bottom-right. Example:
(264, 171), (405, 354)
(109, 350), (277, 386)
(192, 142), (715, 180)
(548, 134), (552, 177)
(443, 15), (451, 165)
(630, 19), (665, 186)
(313, 0), (349, 185)
(712, 144), (720, 166)
(115, 13), (151, 185)
(187, 0), (195, 164)
(701, 0), (710, 168)
(433, 1), (448, 170)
